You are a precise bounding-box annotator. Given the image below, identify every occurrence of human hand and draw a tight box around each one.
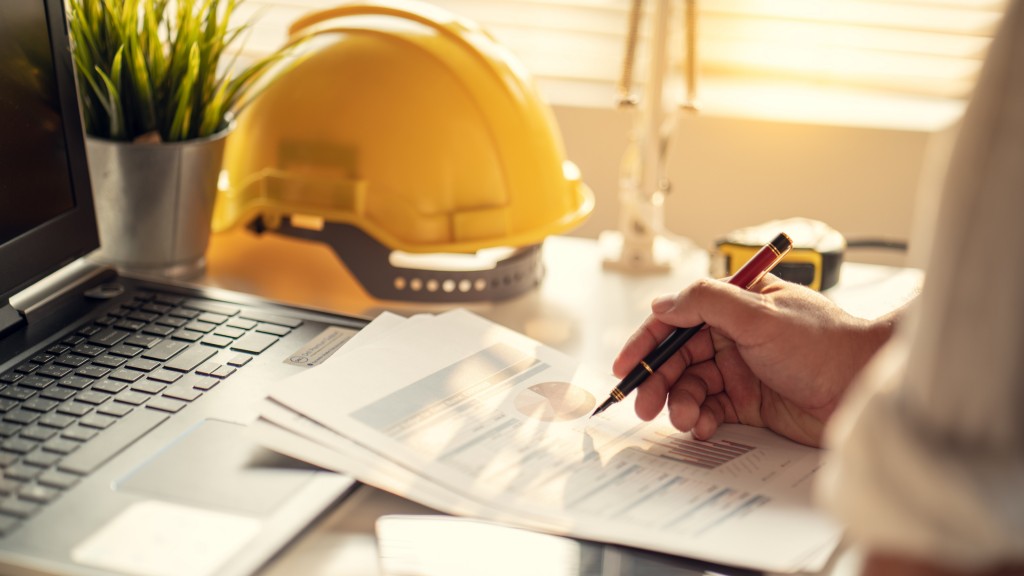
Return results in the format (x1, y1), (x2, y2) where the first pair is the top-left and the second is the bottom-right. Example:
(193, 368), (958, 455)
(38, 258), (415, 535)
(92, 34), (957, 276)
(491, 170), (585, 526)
(613, 275), (896, 447)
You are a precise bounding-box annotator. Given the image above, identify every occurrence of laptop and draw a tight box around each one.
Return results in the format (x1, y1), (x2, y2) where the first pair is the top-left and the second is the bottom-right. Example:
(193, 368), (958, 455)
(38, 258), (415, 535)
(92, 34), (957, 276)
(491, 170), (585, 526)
(0, 2), (366, 574)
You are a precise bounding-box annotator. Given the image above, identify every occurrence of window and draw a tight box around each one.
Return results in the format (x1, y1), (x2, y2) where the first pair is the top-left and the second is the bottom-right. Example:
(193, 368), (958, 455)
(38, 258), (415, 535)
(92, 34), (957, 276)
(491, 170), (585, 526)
(235, 0), (1009, 128)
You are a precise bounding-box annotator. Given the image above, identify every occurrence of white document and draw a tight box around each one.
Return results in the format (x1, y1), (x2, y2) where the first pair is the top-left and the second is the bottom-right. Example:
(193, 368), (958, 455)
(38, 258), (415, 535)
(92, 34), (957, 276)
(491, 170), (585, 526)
(264, 309), (842, 573)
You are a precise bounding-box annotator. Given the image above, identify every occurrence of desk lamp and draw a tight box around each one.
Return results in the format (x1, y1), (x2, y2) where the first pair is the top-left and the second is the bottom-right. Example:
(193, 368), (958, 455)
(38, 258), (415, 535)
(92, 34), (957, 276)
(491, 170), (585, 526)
(603, 0), (699, 274)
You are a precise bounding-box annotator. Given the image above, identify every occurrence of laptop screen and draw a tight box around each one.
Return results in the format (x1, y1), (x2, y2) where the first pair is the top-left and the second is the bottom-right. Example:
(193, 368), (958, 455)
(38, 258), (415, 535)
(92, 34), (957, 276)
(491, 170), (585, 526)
(0, 1), (100, 302)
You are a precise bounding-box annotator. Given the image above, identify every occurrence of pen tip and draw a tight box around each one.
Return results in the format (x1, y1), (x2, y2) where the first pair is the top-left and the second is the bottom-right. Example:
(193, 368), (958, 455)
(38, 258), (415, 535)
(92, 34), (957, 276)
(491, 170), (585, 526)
(591, 398), (614, 418)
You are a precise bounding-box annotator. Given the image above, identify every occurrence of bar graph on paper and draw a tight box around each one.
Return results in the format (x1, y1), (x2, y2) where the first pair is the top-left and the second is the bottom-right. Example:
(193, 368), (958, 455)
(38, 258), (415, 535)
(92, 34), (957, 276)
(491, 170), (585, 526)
(651, 435), (756, 469)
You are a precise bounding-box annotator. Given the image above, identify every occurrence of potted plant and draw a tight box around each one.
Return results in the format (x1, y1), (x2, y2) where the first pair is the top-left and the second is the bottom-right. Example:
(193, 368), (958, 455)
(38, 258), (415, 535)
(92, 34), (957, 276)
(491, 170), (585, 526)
(67, 0), (291, 277)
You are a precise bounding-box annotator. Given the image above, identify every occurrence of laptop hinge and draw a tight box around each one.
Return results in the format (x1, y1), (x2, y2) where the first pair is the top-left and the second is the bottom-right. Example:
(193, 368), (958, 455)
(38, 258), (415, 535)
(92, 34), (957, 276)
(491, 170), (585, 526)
(8, 258), (118, 326)
(0, 302), (24, 338)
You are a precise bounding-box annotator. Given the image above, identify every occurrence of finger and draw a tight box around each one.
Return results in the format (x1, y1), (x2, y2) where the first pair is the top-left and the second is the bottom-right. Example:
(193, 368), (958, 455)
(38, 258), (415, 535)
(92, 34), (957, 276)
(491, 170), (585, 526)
(612, 314), (677, 377)
(633, 368), (675, 421)
(632, 329), (716, 421)
(664, 359), (723, 432)
(651, 276), (783, 345)
(692, 394), (737, 440)
(712, 343), (765, 426)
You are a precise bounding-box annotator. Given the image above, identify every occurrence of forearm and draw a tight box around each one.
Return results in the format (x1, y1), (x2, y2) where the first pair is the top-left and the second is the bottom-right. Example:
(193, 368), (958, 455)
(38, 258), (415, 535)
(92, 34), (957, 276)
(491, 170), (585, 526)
(864, 552), (1024, 576)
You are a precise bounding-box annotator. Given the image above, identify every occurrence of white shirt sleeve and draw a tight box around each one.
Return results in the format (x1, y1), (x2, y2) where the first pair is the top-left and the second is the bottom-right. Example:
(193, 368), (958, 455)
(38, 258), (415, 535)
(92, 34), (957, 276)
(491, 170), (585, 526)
(816, 0), (1024, 570)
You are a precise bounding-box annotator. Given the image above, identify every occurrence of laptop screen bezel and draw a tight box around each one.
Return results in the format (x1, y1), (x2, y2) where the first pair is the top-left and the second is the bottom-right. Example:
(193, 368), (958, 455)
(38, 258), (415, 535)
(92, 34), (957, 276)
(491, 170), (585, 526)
(0, 0), (101, 304)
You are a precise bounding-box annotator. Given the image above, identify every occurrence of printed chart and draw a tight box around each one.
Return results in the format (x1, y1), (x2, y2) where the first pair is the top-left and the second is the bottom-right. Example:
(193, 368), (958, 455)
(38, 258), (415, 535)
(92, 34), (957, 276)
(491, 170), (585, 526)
(513, 381), (595, 422)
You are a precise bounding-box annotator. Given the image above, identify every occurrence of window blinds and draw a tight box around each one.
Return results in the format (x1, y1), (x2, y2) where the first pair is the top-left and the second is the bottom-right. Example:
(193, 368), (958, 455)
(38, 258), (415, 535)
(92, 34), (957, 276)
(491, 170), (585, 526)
(238, 0), (1009, 118)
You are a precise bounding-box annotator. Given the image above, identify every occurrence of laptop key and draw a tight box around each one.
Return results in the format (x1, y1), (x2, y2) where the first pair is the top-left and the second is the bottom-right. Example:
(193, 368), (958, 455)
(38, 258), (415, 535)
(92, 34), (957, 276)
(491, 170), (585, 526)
(240, 310), (303, 328)
(75, 365), (110, 379)
(40, 386), (76, 402)
(0, 479), (22, 496)
(146, 397), (186, 413)
(201, 335), (233, 348)
(5, 464), (42, 482)
(37, 469), (79, 490)
(62, 427), (98, 442)
(183, 299), (238, 316)
(231, 333), (278, 355)
(92, 380), (127, 395)
(57, 375), (93, 390)
(19, 425), (57, 442)
(19, 484), (60, 504)
(35, 365), (71, 378)
(142, 324), (175, 337)
(1, 388), (36, 401)
(17, 375), (52, 389)
(131, 380), (165, 395)
(92, 354), (127, 368)
(146, 370), (180, 384)
(211, 365), (236, 378)
(0, 499), (39, 519)
(97, 403), (132, 418)
(0, 372), (22, 384)
(4, 410), (40, 425)
(162, 345), (217, 373)
(0, 514), (18, 535)
(108, 369), (144, 383)
(37, 412), (75, 429)
(76, 325), (102, 337)
(125, 358), (160, 372)
(1, 438), (37, 454)
(22, 397), (59, 412)
(141, 340), (188, 362)
(23, 449), (61, 468)
(53, 354), (89, 368)
(113, 391), (149, 406)
(195, 312), (227, 324)
(80, 413), (117, 430)
(75, 390), (108, 405)
(162, 385), (201, 402)
(55, 402), (92, 417)
(58, 409), (167, 475)
(119, 336), (156, 351)
(41, 438), (79, 455)
(88, 327), (130, 347)
(256, 323), (292, 337)
(72, 343), (105, 358)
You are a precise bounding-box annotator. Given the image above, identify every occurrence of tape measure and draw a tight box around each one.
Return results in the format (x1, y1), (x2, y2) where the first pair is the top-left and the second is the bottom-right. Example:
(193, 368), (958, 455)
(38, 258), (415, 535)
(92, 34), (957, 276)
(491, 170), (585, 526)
(712, 218), (845, 291)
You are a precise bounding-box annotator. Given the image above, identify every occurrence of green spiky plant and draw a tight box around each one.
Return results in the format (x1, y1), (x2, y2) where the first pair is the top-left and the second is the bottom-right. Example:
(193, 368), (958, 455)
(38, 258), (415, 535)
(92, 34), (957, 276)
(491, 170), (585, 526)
(67, 0), (288, 142)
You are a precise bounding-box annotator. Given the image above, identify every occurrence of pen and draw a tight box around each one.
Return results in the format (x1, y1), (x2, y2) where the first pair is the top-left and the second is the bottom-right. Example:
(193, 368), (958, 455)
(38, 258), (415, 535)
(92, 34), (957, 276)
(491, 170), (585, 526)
(591, 232), (794, 418)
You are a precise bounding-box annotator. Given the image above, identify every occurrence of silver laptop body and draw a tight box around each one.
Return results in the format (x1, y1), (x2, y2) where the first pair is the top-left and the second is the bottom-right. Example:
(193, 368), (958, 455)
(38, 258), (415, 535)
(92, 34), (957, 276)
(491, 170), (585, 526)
(0, 2), (362, 574)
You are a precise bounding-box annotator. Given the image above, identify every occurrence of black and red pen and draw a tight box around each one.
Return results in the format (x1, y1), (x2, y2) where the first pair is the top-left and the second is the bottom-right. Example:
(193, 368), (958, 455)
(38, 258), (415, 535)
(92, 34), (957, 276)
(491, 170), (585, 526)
(590, 232), (794, 418)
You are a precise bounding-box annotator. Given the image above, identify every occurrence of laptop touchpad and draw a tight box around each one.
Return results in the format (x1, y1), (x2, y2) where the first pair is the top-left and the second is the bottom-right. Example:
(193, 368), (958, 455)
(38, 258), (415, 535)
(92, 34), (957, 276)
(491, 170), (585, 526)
(116, 419), (315, 516)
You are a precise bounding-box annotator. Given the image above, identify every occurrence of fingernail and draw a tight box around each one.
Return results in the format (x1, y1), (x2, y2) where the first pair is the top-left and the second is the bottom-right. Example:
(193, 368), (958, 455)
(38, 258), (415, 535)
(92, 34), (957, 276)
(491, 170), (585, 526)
(651, 294), (675, 314)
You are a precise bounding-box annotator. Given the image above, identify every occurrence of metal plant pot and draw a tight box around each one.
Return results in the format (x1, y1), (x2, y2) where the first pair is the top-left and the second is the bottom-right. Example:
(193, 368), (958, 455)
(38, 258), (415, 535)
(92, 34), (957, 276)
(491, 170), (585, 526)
(85, 129), (229, 279)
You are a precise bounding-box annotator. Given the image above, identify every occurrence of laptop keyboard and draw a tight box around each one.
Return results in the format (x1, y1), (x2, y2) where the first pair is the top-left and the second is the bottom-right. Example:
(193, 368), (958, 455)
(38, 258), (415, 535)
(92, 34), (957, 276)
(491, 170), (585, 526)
(0, 290), (301, 535)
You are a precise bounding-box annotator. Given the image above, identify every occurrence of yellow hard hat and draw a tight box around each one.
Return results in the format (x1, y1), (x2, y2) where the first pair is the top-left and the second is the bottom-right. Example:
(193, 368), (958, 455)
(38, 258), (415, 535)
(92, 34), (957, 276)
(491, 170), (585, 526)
(215, 1), (593, 299)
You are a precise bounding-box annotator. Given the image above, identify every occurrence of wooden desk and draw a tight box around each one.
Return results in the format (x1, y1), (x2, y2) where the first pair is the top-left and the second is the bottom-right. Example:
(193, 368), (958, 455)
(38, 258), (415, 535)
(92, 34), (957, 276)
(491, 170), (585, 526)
(200, 230), (923, 576)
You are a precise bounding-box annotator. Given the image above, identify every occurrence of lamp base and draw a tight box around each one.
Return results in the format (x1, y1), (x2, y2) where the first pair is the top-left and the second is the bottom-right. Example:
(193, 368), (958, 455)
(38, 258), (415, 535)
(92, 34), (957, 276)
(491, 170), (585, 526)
(599, 230), (675, 275)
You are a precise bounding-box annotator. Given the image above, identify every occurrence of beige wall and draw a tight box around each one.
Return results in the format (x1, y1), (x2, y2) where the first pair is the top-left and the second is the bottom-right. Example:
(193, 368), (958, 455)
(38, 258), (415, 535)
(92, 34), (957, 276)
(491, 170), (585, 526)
(553, 104), (954, 267)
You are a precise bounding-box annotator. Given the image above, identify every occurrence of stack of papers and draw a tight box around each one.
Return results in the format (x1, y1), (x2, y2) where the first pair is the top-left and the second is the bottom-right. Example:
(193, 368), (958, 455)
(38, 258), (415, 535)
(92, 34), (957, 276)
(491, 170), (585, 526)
(252, 309), (842, 573)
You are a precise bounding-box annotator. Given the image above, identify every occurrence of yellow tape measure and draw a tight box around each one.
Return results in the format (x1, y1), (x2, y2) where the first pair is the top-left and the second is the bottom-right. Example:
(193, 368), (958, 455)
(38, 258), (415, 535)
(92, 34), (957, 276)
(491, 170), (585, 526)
(712, 218), (846, 291)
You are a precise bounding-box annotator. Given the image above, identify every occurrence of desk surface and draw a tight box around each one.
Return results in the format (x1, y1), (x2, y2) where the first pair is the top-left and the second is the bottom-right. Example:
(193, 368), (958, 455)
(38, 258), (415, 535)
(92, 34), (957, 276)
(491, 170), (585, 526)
(198, 230), (922, 576)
